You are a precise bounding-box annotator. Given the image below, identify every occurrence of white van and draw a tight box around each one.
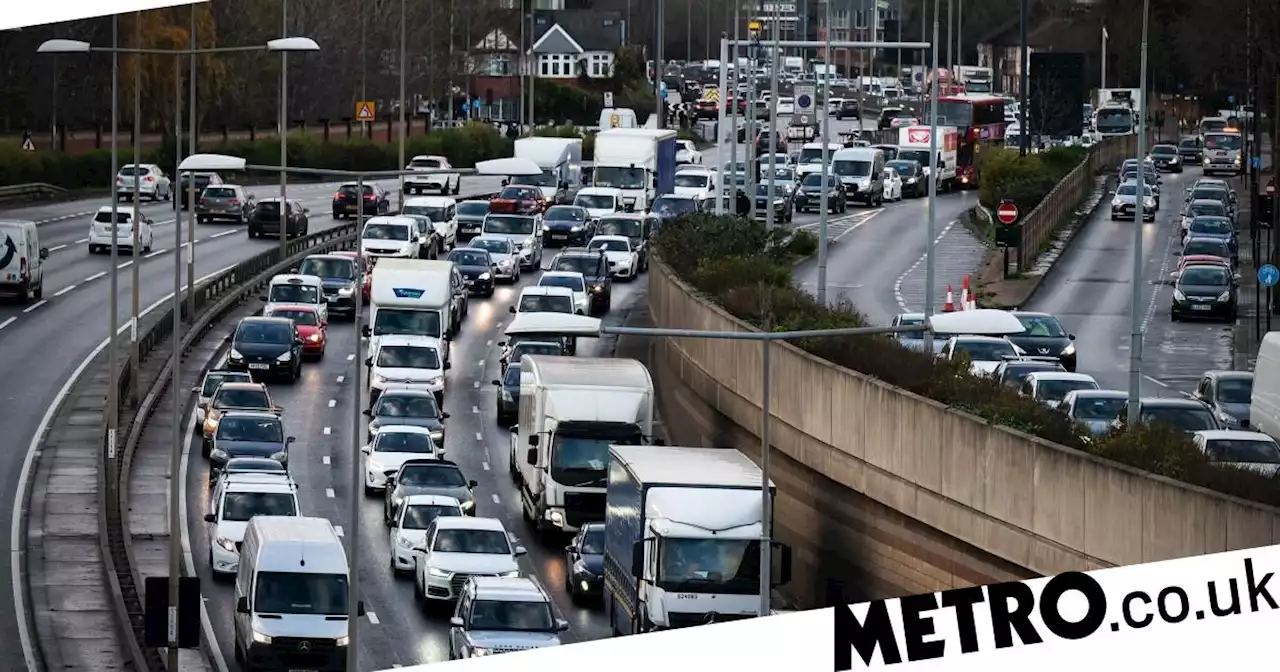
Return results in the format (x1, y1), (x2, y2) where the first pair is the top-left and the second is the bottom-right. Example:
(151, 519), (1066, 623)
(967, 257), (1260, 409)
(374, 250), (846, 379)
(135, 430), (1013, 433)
(262, 274), (327, 323)
(598, 107), (639, 130)
(1250, 333), (1280, 440)
(0, 220), (48, 303)
(831, 147), (886, 206)
(234, 516), (358, 670)
(514, 137), (583, 203)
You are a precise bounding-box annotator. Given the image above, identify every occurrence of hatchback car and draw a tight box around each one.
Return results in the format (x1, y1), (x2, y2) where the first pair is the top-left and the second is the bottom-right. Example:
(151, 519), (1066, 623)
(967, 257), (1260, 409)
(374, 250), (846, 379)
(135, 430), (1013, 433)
(541, 205), (594, 247)
(362, 425), (444, 494)
(447, 577), (567, 658)
(1193, 430), (1280, 476)
(1148, 144), (1183, 172)
(200, 381), (278, 453)
(468, 236), (521, 283)
(115, 163), (172, 201)
(262, 304), (327, 360)
(1192, 370), (1254, 429)
(195, 184), (254, 224)
(1005, 312), (1077, 371)
(247, 198), (309, 239)
(1112, 398), (1222, 435)
(207, 411), (294, 483)
(191, 370), (254, 435)
(564, 522), (605, 603)
(447, 247), (498, 297)
(225, 316), (304, 382)
(1171, 263), (1238, 322)
(1020, 372), (1099, 409)
(384, 459), (478, 524)
(364, 388), (449, 445)
(491, 362), (522, 426)
(456, 200), (491, 242)
(332, 182), (390, 218)
(1060, 389), (1128, 437)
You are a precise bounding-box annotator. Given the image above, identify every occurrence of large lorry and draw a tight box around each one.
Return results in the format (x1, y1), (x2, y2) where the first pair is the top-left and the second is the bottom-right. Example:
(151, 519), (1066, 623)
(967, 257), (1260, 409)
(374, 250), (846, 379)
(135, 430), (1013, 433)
(896, 125), (958, 191)
(592, 128), (678, 212)
(510, 355), (656, 536)
(954, 65), (994, 93)
(366, 258), (459, 365)
(514, 136), (583, 204)
(603, 445), (792, 634)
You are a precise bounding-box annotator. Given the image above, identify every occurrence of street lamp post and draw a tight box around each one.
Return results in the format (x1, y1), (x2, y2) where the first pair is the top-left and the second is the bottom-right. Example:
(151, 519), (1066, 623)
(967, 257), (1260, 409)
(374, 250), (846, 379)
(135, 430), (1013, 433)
(817, 0), (832, 304)
(1126, 0), (1150, 424)
(280, 0), (290, 257)
(169, 52), (183, 670)
(923, 0), (940, 354)
(131, 14), (141, 409)
(107, 14), (120, 478)
(187, 6), (197, 319)
(398, 0), (407, 209)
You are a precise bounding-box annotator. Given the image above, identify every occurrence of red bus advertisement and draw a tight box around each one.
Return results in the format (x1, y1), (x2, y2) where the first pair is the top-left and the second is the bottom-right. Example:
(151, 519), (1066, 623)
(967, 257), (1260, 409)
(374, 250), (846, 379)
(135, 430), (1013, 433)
(934, 94), (1006, 187)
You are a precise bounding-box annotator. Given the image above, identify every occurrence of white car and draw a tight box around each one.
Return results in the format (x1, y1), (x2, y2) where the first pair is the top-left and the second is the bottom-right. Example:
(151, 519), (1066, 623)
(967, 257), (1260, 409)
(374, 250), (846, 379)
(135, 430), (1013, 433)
(573, 187), (624, 220)
(204, 471), (298, 575)
(403, 196), (459, 252)
(362, 425), (444, 494)
(368, 334), (449, 406)
(513, 286), (577, 315)
(673, 168), (717, 199)
(775, 97), (796, 115)
(587, 235), (640, 281)
(389, 494), (464, 573)
(361, 215), (421, 261)
(675, 139), (702, 165)
(87, 205), (154, 254)
(1019, 372), (1100, 410)
(468, 235), (521, 282)
(827, 97), (845, 114)
(412, 516), (526, 603)
(116, 163), (172, 202)
(538, 271), (590, 315)
(881, 167), (903, 201)
(404, 155), (460, 195)
(1193, 430), (1280, 476)
(941, 336), (1025, 376)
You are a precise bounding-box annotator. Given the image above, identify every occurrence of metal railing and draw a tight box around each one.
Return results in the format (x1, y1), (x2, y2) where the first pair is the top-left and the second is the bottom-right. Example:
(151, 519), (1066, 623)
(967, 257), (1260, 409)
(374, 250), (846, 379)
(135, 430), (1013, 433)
(0, 182), (69, 205)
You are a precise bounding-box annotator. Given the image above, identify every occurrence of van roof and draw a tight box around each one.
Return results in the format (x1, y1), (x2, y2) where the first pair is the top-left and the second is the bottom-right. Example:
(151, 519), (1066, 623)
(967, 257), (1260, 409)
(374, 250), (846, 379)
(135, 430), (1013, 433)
(404, 196), (456, 207)
(248, 516), (347, 574)
(522, 355), (651, 388)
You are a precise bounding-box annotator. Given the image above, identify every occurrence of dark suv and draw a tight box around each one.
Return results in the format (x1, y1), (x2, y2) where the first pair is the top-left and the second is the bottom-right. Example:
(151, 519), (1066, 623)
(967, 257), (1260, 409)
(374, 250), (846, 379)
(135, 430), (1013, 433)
(836, 99), (860, 120)
(179, 172), (223, 209)
(331, 182), (390, 219)
(248, 198), (310, 239)
(546, 248), (612, 315)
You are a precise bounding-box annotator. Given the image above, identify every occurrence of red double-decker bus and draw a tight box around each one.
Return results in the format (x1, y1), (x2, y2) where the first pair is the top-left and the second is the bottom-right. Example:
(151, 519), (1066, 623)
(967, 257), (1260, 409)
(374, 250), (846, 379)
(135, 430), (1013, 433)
(933, 94), (1006, 188)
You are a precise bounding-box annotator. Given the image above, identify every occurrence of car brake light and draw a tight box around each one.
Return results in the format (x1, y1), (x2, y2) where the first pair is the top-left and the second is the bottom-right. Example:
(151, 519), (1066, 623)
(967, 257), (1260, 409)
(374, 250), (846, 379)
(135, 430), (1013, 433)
(334, 192), (343, 199)
(230, 199), (240, 205)
(144, 176), (154, 183)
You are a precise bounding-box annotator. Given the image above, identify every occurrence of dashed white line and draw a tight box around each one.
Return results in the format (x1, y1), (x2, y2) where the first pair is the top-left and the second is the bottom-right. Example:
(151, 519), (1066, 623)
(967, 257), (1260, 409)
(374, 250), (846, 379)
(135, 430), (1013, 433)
(22, 300), (47, 314)
(117, 261), (133, 270)
(75, 238), (89, 244)
(475, 432), (483, 441)
(893, 219), (959, 312)
(336, 375), (345, 383)
(328, 399), (337, 408)
(0, 317), (16, 331)
(486, 340), (493, 347)
(323, 427), (332, 435)
(84, 271), (107, 282)
(476, 359), (485, 367)
(490, 494), (501, 504)
(482, 462), (490, 471)
(145, 248), (168, 258)
(367, 611), (380, 625)
(48, 244), (67, 252)
(472, 405), (480, 414)
(347, 354), (355, 361)
(322, 456), (331, 465)
(473, 381), (480, 388)
(210, 229), (239, 239)
(52, 285), (76, 297)
(1144, 375), (1170, 389)
(334, 525), (344, 537)
(325, 488), (335, 498)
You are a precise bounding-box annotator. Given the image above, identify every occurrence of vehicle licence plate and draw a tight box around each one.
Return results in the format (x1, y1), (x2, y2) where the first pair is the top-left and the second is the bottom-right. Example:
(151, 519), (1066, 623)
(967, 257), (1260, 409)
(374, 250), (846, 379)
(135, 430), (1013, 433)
(248, 363), (271, 370)
(465, 280), (474, 286)
(1191, 304), (1211, 311)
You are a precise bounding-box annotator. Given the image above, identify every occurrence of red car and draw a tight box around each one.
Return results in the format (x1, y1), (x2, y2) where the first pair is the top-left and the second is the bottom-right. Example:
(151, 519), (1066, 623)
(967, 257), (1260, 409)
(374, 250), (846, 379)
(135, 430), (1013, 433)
(265, 304), (327, 359)
(330, 250), (371, 300)
(490, 185), (548, 215)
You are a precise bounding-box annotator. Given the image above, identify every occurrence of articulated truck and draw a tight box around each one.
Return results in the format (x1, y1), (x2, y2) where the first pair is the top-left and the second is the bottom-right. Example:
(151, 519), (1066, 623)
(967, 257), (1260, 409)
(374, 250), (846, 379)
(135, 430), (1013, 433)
(603, 445), (792, 634)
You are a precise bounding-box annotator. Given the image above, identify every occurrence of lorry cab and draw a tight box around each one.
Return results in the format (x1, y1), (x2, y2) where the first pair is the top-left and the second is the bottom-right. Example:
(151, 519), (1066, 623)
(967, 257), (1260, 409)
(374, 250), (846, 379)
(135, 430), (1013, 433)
(262, 274), (328, 323)
(365, 259), (463, 366)
(0, 220), (48, 302)
(513, 137), (583, 204)
(234, 516), (362, 671)
(592, 128), (678, 212)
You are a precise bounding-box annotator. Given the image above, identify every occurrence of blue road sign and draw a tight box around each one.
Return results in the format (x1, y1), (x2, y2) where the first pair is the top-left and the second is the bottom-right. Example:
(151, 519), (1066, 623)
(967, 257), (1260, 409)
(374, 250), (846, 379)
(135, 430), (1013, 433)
(1228, 95), (1236, 104)
(797, 93), (813, 109)
(1259, 264), (1279, 288)
(461, 101), (470, 113)
(1253, 156), (1263, 170)
(473, 98), (482, 110)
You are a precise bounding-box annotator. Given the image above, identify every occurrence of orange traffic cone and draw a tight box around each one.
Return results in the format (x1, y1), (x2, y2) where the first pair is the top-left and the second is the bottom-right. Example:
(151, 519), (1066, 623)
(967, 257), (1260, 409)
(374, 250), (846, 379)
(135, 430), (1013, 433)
(962, 274), (976, 310)
(943, 285), (955, 312)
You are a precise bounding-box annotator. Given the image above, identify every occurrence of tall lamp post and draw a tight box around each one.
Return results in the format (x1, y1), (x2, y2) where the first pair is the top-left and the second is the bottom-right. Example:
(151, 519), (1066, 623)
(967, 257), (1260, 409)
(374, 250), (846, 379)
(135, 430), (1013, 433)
(37, 35), (320, 670)
(1126, 0), (1150, 424)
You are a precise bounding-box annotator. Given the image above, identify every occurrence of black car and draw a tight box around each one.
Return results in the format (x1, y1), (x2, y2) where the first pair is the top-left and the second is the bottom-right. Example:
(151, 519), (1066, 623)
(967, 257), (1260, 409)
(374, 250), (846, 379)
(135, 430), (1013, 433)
(446, 247), (497, 297)
(1112, 398), (1222, 435)
(886, 160), (925, 198)
(499, 341), (562, 374)
(225, 316), (304, 382)
(178, 171), (223, 209)
(332, 182), (390, 219)
(650, 194), (699, 222)
(207, 410), (294, 483)
(363, 388), (449, 445)
(1171, 263), (1237, 322)
(1005, 312), (1077, 371)
(1178, 137), (1204, 163)
(564, 521), (605, 603)
(455, 200), (491, 241)
(384, 459), (478, 524)
(542, 205), (594, 247)
(1192, 370), (1254, 429)
(794, 172), (847, 213)
(836, 99), (860, 121)
(491, 362), (522, 425)
(547, 248), (612, 315)
(1148, 144), (1183, 172)
(993, 360), (1067, 389)
(296, 254), (362, 317)
(247, 198), (310, 239)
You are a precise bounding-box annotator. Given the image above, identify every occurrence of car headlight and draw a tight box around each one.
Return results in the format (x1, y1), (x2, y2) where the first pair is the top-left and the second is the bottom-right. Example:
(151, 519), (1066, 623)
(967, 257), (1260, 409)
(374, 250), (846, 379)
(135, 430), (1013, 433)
(252, 631), (272, 644)
(521, 239), (532, 249)
(1219, 411), (1240, 426)
(366, 458), (384, 473)
(338, 286), (354, 297)
(478, 272), (491, 281)
(373, 374), (388, 386)
(216, 537), (237, 552)
(229, 348), (243, 361)
(426, 375), (443, 386)
(1061, 343), (1076, 357)
(501, 570), (521, 578)
(590, 284), (604, 293)
(1111, 198), (1122, 207)
(572, 560), (591, 576)
(428, 566), (451, 577)
(1218, 290), (1232, 302)
(570, 225), (583, 232)
(501, 390), (513, 402)
(471, 648), (493, 657)
(276, 352), (291, 362)
(336, 636), (349, 647)
(396, 535), (415, 548)
(309, 333), (321, 343)
(907, 178), (917, 184)
(459, 499), (475, 512)
(430, 430), (444, 444)
(1173, 289), (1186, 301)
(270, 451), (287, 462)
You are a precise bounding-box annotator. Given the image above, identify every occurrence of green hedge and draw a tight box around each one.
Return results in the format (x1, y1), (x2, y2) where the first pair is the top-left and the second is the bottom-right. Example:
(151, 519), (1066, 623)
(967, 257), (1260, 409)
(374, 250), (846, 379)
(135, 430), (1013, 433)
(0, 122), (513, 190)
(977, 146), (1089, 213)
(654, 213), (1280, 507)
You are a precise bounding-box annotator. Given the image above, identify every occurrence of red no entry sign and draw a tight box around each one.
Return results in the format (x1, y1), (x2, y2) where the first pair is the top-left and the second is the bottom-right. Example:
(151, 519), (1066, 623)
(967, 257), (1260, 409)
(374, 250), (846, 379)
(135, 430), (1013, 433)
(997, 202), (1019, 225)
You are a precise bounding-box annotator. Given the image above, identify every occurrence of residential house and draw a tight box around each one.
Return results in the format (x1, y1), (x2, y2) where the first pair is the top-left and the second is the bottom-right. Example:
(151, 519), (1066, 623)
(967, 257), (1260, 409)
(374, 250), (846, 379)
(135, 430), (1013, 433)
(530, 10), (625, 81)
(467, 27), (523, 121)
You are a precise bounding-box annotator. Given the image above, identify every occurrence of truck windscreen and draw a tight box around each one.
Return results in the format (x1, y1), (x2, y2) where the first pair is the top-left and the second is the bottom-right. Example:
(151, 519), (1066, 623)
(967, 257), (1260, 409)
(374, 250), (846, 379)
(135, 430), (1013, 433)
(594, 166), (647, 190)
(549, 424), (644, 487)
(657, 538), (762, 594)
(373, 308), (442, 339)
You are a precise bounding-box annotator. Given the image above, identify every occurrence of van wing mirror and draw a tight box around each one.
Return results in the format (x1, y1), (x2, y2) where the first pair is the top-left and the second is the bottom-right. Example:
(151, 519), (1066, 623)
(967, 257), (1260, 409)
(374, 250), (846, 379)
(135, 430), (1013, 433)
(38, 247), (49, 260)
(203, 513), (216, 523)
(526, 447), (538, 464)
(771, 542), (793, 586)
(236, 597), (250, 614)
(357, 600), (367, 617)
(630, 541), (645, 577)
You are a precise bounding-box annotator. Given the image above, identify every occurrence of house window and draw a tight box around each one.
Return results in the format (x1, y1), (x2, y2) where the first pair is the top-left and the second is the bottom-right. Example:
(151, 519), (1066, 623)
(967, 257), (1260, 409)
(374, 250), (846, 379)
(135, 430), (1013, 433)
(589, 53), (612, 78)
(488, 54), (511, 76)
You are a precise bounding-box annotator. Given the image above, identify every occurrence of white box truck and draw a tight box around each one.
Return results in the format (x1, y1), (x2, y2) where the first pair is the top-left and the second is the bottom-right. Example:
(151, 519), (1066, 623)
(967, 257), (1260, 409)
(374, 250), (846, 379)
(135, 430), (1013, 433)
(365, 258), (459, 365)
(514, 136), (583, 204)
(592, 128), (679, 212)
(602, 445), (792, 635)
(896, 125), (959, 191)
(509, 355), (656, 535)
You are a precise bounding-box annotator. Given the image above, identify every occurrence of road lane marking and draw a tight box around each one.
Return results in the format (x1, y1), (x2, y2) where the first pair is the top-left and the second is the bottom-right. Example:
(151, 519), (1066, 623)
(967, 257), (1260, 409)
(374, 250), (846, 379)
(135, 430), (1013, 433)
(75, 238), (88, 244)
(0, 317), (16, 331)
(117, 261), (133, 269)
(367, 611), (380, 625)
(347, 354), (355, 361)
(473, 381), (480, 388)
(336, 375), (345, 383)
(145, 248), (168, 258)
(491, 494), (501, 504)
(482, 462), (490, 471)
(323, 427), (331, 435)
(22, 300), (46, 314)
(52, 285), (76, 297)
(1144, 375), (1170, 389)
(475, 432), (483, 441)
(209, 229), (239, 238)
(328, 399), (337, 407)
(325, 488), (335, 498)
(48, 244), (67, 252)
(472, 405), (479, 414)
(893, 219), (960, 312)
(84, 271), (106, 282)
(323, 456), (331, 465)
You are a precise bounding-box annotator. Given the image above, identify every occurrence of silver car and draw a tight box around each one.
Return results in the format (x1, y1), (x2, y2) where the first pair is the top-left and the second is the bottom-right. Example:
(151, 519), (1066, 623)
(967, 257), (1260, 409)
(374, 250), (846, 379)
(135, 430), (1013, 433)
(190, 370), (253, 434)
(384, 459), (477, 524)
(468, 235), (521, 282)
(195, 184), (254, 224)
(448, 576), (567, 659)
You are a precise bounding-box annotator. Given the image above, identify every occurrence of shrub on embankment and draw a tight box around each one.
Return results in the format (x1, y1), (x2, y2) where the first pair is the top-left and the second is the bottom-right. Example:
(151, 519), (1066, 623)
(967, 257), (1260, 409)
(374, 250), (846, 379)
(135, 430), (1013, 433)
(0, 122), (513, 190)
(977, 145), (1089, 213)
(654, 212), (1280, 507)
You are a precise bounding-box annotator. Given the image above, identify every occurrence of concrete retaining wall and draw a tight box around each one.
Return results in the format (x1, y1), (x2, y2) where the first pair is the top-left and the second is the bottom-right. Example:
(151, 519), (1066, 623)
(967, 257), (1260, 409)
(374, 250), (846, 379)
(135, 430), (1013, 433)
(646, 262), (1280, 606)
